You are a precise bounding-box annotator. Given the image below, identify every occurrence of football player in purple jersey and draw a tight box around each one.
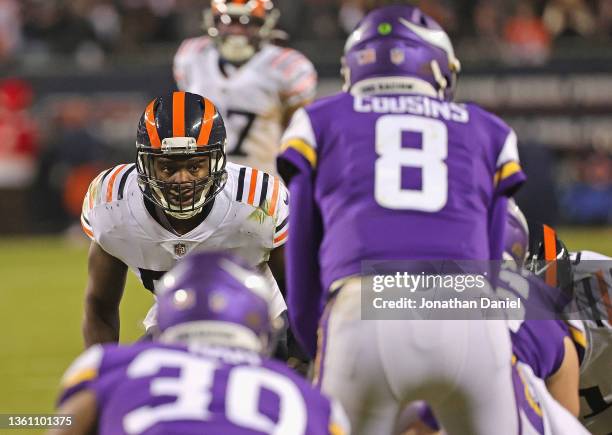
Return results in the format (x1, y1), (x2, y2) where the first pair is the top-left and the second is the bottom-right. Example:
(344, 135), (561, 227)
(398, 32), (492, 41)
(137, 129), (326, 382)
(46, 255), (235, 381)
(396, 202), (590, 435)
(278, 4), (526, 434)
(503, 209), (582, 419)
(50, 252), (349, 435)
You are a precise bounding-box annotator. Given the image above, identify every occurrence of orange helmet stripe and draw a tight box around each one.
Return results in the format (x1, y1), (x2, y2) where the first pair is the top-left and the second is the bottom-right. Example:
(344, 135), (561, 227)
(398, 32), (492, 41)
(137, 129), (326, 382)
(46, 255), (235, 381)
(197, 98), (215, 145)
(145, 99), (162, 149)
(543, 225), (558, 287)
(252, 1), (266, 17)
(172, 91), (186, 137)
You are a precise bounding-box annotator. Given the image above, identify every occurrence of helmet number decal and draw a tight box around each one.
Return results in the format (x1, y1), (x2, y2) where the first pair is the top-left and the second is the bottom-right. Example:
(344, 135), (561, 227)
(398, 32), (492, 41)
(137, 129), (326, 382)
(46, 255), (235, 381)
(226, 109), (257, 157)
(374, 115), (448, 212)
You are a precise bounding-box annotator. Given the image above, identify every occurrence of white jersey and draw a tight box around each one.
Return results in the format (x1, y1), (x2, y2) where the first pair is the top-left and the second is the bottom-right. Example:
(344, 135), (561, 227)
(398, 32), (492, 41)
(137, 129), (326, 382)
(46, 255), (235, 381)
(81, 162), (289, 322)
(174, 37), (317, 174)
(568, 250), (612, 434)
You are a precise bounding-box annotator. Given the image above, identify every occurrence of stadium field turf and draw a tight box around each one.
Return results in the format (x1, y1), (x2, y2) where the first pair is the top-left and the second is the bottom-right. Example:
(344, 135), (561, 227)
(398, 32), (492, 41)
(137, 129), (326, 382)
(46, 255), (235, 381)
(0, 228), (610, 433)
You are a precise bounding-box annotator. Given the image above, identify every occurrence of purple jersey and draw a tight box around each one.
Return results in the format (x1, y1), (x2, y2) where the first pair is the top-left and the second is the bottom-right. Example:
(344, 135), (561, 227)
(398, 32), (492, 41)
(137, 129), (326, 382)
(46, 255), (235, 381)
(279, 92), (526, 292)
(58, 342), (347, 435)
(511, 320), (570, 380)
(496, 266), (573, 380)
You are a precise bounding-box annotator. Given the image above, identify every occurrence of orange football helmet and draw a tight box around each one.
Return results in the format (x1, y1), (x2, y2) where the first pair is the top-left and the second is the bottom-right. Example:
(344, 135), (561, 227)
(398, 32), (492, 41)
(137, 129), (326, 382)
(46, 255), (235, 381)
(204, 0), (279, 64)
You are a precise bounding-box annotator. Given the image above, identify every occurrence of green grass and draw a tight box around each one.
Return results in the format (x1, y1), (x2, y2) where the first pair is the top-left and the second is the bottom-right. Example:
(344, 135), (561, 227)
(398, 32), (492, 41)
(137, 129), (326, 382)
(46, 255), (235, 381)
(0, 229), (610, 431)
(557, 226), (612, 256)
(0, 236), (151, 426)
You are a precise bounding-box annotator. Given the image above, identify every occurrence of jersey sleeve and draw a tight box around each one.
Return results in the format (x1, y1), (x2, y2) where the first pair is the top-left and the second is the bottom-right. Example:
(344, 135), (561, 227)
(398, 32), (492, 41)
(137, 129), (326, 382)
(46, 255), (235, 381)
(173, 37), (211, 90)
(494, 128), (526, 196)
(233, 165), (290, 249)
(278, 107), (318, 179)
(81, 168), (109, 240)
(80, 164), (136, 241)
(512, 320), (569, 379)
(273, 48), (318, 109)
(272, 180), (289, 248)
(57, 345), (104, 406)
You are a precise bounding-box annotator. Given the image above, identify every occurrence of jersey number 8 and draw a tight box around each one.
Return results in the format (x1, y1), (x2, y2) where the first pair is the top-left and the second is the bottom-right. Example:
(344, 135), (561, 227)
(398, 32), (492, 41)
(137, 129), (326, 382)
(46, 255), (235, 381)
(375, 115), (448, 212)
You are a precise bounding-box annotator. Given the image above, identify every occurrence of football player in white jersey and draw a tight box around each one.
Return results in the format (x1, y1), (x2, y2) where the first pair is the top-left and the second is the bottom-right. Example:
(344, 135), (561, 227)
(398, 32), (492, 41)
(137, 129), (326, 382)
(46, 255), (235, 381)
(80, 91), (289, 348)
(517, 224), (612, 434)
(173, 0), (317, 174)
(566, 250), (612, 434)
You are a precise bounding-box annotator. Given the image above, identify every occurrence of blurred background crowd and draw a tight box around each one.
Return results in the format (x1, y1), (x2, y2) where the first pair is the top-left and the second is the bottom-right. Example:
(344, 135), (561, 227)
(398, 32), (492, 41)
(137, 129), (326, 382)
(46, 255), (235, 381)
(2, 0), (612, 66)
(0, 0), (611, 234)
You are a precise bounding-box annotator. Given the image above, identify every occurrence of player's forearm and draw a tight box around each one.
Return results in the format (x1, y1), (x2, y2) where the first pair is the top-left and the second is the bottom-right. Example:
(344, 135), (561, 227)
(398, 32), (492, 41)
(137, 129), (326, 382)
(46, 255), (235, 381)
(82, 297), (120, 347)
(48, 390), (97, 435)
(488, 194), (508, 260)
(286, 171), (324, 357)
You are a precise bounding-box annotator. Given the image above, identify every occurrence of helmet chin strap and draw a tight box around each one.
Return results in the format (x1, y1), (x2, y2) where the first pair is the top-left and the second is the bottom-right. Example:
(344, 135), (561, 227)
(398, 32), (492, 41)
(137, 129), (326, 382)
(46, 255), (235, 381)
(430, 60), (448, 100)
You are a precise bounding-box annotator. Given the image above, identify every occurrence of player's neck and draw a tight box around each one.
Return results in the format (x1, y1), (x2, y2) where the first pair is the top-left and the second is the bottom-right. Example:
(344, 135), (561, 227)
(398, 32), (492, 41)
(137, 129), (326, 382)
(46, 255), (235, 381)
(145, 198), (215, 236)
(218, 58), (245, 77)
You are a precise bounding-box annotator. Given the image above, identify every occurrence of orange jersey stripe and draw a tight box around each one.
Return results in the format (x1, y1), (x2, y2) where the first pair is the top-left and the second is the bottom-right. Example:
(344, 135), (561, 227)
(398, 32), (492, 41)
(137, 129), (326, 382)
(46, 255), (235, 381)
(247, 169), (259, 205)
(172, 91), (186, 137)
(88, 173), (102, 210)
(197, 98), (215, 145)
(282, 57), (307, 78)
(543, 225), (558, 287)
(81, 220), (94, 239)
(268, 177), (280, 216)
(274, 230), (288, 245)
(145, 100), (162, 149)
(106, 164), (127, 203)
(286, 74), (316, 97)
(595, 271), (612, 321)
(271, 49), (292, 67)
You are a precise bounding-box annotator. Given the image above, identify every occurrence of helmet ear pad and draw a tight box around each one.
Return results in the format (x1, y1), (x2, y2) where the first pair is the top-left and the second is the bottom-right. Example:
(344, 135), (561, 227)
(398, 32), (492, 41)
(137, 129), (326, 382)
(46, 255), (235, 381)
(135, 92), (228, 219)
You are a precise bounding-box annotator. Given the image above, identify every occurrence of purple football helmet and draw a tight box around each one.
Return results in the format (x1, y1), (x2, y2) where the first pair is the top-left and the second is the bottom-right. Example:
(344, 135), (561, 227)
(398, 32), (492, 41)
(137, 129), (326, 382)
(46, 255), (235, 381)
(504, 199), (529, 267)
(156, 251), (277, 353)
(342, 4), (461, 100)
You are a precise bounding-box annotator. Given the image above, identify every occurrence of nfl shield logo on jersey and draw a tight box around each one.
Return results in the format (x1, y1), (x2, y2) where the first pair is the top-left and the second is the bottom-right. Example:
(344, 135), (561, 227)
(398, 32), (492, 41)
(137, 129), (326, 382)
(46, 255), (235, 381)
(174, 243), (187, 257)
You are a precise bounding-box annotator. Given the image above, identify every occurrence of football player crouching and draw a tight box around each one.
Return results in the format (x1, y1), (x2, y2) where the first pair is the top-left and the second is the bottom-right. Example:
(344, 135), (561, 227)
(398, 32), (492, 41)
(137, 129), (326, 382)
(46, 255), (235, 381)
(80, 92), (289, 350)
(526, 225), (612, 435)
(49, 252), (350, 435)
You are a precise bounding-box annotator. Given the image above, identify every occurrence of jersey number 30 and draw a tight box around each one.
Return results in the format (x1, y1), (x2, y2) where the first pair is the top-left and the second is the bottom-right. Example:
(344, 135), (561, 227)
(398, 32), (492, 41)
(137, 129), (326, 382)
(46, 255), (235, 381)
(375, 115), (448, 212)
(123, 349), (307, 434)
